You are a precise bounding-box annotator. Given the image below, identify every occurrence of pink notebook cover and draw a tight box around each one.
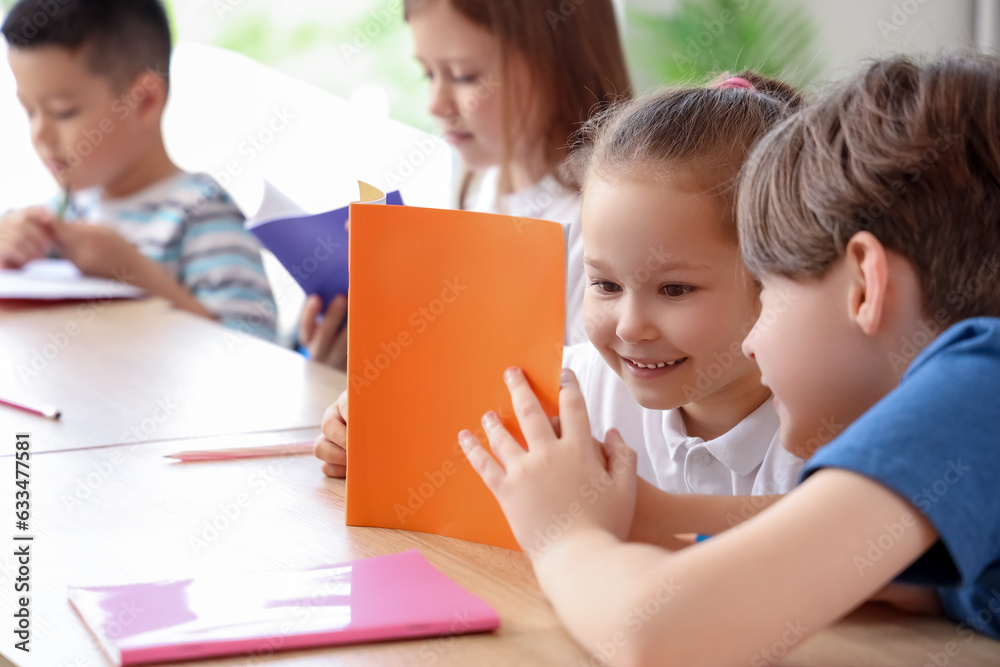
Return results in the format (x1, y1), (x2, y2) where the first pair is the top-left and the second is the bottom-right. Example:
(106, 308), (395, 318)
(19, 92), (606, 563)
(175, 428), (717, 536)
(68, 549), (500, 665)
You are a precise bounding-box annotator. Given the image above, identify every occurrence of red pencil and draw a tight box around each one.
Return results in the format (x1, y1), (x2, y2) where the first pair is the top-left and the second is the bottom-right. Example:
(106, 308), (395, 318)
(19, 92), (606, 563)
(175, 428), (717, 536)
(0, 397), (61, 420)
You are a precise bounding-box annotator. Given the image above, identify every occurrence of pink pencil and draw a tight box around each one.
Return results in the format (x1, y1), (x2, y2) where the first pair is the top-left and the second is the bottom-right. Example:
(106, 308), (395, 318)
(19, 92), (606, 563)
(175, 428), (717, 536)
(0, 397), (61, 420)
(165, 442), (314, 462)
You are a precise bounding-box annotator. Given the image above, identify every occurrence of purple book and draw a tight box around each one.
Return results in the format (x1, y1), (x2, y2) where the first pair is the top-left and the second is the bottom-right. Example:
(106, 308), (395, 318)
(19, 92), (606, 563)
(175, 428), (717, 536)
(248, 183), (404, 306)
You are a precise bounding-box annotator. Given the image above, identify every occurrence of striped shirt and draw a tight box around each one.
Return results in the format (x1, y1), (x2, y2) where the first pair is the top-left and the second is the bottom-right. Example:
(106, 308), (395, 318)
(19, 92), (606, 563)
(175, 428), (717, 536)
(69, 173), (277, 341)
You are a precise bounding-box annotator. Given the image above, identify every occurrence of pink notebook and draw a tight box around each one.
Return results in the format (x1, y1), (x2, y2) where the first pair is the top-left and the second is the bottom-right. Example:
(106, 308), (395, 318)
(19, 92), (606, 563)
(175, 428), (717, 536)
(68, 550), (499, 665)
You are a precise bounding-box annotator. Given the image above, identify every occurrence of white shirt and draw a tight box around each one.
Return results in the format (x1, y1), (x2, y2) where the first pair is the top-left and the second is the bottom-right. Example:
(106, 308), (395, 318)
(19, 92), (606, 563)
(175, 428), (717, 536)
(563, 343), (804, 495)
(469, 167), (587, 345)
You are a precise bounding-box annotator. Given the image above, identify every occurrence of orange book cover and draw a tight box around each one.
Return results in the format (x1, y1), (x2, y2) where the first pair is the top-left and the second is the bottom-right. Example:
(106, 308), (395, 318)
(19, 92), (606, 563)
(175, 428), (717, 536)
(345, 203), (565, 549)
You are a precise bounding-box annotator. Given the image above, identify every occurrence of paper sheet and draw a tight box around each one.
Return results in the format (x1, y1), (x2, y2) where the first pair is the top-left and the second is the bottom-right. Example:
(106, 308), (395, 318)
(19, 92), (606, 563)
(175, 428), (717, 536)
(0, 259), (144, 301)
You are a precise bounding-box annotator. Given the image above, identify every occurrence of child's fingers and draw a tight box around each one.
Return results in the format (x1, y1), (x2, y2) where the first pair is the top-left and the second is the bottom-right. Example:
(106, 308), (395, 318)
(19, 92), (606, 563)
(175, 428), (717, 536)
(458, 429), (506, 491)
(336, 389), (349, 422)
(323, 293), (347, 324)
(320, 400), (347, 447)
(311, 295), (347, 364)
(503, 367), (554, 445)
(321, 462), (347, 479)
(313, 434), (347, 467)
(481, 410), (526, 463)
(1, 248), (29, 268)
(603, 428), (637, 484)
(298, 294), (322, 344)
(16, 222), (53, 260)
(24, 206), (56, 227)
(324, 296), (349, 370)
(557, 368), (592, 444)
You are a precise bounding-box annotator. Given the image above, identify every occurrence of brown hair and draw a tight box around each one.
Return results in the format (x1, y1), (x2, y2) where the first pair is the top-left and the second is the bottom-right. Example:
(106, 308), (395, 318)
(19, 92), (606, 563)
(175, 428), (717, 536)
(566, 71), (802, 239)
(738, 55), (1000, 322)
(404, 0), (632, 207)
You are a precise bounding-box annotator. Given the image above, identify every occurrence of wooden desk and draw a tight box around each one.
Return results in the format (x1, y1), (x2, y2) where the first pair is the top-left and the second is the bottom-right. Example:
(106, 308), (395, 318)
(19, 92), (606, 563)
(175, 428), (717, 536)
(1, 438), (583, 666)
(3, 439), (1000, 667)
(2, 299), (999, 666)
(0, 299), (345, 452)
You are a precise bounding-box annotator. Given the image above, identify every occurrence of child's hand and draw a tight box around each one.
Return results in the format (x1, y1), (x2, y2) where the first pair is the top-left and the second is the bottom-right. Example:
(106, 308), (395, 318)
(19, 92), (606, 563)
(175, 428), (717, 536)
(299, 294), (349, 370)
(0, 207), (57, 268)
(53, 223), (143, 279)
(459, 367), (638, 560)
(314, 389), (348, 478)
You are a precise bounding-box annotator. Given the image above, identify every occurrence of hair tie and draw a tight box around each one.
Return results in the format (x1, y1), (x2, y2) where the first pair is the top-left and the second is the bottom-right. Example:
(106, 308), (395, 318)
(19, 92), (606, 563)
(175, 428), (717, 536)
(715, 76), (758, 93)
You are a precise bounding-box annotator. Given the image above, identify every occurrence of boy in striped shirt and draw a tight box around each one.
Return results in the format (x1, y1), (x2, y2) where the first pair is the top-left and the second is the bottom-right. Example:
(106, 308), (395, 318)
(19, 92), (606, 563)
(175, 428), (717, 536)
(0, 0), (276, 340)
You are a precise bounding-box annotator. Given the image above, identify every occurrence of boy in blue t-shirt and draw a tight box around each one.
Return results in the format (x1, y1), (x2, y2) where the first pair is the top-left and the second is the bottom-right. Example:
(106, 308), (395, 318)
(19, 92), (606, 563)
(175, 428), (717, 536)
(0, 0), (276, 340)
(453, 55), (1000, 664)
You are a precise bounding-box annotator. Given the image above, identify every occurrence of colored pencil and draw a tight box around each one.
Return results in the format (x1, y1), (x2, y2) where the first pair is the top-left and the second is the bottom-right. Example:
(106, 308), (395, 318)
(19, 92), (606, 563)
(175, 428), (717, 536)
(165, 442), (314, 462)
(0, 397), (61, 420)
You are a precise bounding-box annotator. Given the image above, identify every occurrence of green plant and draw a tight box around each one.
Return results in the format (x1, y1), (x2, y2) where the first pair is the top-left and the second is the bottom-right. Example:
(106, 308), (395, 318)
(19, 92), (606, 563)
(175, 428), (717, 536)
(625, 0), (818, 90)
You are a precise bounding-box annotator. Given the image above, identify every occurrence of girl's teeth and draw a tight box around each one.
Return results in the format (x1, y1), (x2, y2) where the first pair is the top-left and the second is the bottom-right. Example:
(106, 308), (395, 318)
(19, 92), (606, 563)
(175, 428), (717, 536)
(632, 360), (679, 369)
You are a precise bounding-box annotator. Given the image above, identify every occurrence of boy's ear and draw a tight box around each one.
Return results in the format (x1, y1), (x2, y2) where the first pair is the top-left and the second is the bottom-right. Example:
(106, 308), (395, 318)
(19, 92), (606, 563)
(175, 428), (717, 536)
(128, 70), (168, 126)
(845, 231), (889, 336)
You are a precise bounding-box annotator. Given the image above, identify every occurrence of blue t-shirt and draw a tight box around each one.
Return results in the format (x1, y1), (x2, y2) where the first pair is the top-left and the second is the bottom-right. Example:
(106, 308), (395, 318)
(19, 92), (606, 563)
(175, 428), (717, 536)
(801, 317), (1000, 639)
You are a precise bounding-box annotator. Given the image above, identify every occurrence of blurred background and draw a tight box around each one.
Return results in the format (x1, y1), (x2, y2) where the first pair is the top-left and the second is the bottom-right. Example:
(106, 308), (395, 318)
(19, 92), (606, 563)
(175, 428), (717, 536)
(0, 0), (989, 136)
(0, 0), (991, 207)
(0, 0), (994, 339)
(144, 0), (984, 132)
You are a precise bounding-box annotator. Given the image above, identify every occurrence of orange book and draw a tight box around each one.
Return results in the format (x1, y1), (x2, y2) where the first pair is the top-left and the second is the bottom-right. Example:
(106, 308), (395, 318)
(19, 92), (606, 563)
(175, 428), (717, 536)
(345, 202), (565, 549)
